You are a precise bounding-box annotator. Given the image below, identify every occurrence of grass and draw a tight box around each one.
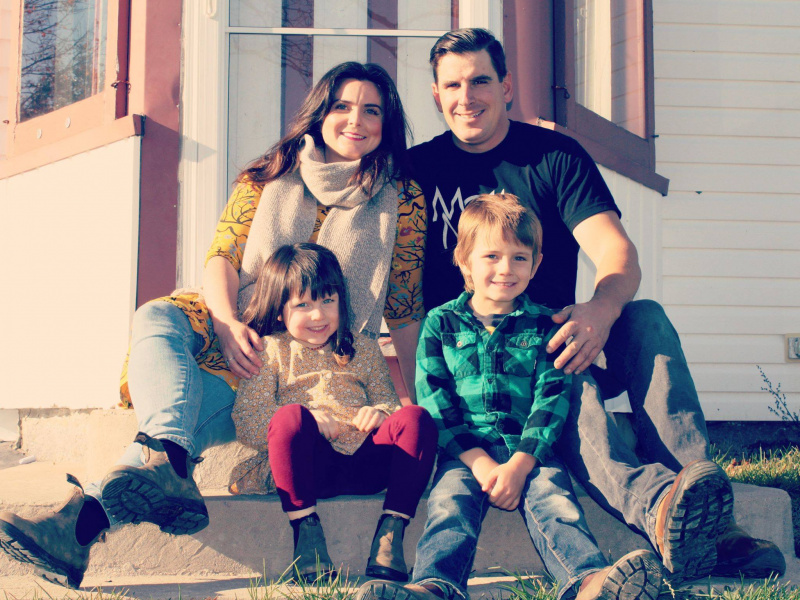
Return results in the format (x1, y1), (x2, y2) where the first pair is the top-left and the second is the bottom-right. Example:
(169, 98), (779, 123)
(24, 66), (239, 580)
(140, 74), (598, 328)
(712, 445), (800, 557)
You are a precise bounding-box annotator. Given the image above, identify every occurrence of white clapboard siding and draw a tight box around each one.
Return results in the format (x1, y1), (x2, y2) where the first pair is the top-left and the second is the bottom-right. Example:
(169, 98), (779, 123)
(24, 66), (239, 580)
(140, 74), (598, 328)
(666, 306), (800, 336)
(657, 52), (800, 83)
(691, 364), (800, 394)
(700, 394), (792, 422)
(663, 277), (800, 307)
(663, 221), (800, 251)
(655, 23), (800, 54)
(656, 1), (800, 27)
(664, 248), (800, 278)
(682, 334), (787, 365)
(652, 1), (800, 421)
(574, 166), (662, 304)
(662, 192), (800, 222)
(655, 106), (800, 138)
(658, 137), (800, 167)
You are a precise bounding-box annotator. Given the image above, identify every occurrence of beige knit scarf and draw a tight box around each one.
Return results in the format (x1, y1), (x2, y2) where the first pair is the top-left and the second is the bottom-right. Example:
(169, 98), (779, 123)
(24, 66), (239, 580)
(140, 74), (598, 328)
(238, 135), (398, 335)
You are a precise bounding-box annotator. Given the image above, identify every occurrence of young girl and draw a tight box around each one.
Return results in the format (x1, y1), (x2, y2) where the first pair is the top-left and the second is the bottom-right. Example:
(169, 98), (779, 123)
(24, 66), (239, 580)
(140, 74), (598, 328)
(230, 243), (437, 583)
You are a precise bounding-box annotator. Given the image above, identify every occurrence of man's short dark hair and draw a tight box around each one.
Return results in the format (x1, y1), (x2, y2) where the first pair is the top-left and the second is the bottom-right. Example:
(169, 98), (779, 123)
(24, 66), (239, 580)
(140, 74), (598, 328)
(429, 28), (507, 82)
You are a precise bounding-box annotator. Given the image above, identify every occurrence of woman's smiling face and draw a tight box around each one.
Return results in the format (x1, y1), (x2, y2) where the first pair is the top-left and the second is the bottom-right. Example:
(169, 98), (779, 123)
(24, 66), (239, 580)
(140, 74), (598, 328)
(321, 79), (384, 163)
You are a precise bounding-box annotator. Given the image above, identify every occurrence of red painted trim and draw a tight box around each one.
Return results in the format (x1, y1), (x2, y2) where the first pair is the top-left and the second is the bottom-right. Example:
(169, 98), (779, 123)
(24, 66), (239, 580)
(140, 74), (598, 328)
(134, 1), (182, 306)
(368, 0), (398, 82)
(0, 114), (143, 179)
(505, 0), (554, 124)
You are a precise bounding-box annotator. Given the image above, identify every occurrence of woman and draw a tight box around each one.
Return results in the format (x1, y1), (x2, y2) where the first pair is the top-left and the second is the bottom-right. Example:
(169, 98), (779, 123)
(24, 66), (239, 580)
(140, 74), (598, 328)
(0, 62), (426, 590)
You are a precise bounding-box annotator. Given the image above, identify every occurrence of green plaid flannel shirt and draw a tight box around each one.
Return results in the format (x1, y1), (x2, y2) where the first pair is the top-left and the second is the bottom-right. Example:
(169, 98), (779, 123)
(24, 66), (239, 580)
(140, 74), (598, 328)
(416, 292), (572, 462)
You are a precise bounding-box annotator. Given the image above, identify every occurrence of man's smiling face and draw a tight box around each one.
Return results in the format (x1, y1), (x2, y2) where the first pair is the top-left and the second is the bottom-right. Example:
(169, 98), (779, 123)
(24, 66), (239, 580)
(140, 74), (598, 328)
(432, 49), (513, 154)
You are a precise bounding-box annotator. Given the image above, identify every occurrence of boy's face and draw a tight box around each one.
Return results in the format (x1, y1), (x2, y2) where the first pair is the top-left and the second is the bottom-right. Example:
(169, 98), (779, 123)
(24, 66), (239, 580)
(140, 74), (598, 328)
(432, 50), (513, 154)
(460, 232), (542, 315)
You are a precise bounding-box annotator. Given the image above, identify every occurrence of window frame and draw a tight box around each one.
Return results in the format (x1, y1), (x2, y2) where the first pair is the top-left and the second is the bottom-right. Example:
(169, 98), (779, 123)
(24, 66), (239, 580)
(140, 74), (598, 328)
(552, 0), (667, 195)
(0, 0), (139, 179)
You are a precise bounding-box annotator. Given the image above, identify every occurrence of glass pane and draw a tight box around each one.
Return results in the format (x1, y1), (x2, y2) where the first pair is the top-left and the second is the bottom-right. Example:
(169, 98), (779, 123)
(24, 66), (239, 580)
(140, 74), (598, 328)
(574, 0), (645, 138)
(227, 33), (448, 190)
(19, 0), (108, 122)
(230, 0), (457, 30)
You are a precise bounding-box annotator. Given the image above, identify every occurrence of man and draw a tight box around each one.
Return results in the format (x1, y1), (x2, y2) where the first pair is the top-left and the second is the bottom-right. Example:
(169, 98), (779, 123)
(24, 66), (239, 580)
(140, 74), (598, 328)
(363, 28), (784, 600)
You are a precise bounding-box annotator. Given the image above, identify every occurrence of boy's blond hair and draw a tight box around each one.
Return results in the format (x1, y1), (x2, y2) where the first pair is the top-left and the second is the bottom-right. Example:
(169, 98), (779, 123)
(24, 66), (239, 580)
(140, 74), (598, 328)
(453, 193), (543, 292)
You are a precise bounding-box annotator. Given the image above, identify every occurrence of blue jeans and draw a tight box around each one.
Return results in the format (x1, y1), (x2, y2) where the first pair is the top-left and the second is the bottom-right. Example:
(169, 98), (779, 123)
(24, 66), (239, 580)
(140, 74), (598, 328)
(84, 301), (237, 526)
(556, 299), (711, 548)
(412, 443), (607, 600)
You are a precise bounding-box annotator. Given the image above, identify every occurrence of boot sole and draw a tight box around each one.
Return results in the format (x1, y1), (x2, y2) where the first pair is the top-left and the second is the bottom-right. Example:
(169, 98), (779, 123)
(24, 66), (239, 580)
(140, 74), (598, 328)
(596, 550), (664, 600)
(0, 520), (83, 589)
(660, 461), (733, 582)
(365, 564), (409, 582)
(101, 470), (209, 535)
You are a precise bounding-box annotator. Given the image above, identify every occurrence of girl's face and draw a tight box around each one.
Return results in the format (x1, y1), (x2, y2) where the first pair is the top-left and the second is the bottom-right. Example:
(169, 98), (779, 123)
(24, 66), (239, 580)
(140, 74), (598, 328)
(281, 289), (340, 348)
(321, 79), (383, 163)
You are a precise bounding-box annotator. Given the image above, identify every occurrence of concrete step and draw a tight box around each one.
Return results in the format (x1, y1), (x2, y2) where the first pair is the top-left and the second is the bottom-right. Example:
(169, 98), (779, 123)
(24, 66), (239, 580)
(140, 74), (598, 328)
(0, 461), (795, 584)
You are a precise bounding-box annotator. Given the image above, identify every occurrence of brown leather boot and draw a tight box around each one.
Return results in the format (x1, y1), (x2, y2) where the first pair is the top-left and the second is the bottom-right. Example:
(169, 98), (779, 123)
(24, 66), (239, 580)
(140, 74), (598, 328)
(654, 459), (733, 582)
(0, 475), (102, 589)
(712, 523), (786, 578)
(100, 432), (208, 535)
(575, 550), (663, 600)
(366, 514), (409, 582)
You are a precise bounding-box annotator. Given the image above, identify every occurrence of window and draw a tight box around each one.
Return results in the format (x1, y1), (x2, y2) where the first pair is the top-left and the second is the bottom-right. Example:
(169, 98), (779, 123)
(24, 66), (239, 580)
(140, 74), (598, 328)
(180, 0), (503, 286)
(19, 0), (108, 121)
(554, 0), (667, 194)
(0, 0), (135, 176)
(506, 0), (666, 194)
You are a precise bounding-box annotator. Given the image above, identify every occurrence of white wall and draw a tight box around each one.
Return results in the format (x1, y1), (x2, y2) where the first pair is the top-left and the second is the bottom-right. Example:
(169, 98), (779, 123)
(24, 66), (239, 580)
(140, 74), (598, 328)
(654, 0), (800, 420)
(0, 138), (140, 409)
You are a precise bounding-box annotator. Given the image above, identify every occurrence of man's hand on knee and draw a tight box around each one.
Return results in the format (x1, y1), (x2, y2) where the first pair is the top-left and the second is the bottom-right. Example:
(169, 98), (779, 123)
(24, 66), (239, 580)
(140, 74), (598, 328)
(547, 300), (617, 375)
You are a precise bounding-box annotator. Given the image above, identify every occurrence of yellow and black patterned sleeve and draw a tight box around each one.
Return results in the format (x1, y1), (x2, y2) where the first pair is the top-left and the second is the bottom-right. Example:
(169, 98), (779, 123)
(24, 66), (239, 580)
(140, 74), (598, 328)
(204, 180), (264, 271)
(384, 179), (426, 330)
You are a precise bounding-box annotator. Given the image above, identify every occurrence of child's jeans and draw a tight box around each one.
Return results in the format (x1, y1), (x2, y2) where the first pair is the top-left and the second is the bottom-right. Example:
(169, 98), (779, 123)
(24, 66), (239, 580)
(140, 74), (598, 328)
(411, 442), (607, 600)
(267, 404), (437, 517)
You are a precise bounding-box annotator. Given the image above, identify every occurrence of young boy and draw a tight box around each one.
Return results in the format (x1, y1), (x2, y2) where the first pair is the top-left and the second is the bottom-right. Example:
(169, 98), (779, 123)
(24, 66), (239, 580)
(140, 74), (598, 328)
(358, 194), (664, 600)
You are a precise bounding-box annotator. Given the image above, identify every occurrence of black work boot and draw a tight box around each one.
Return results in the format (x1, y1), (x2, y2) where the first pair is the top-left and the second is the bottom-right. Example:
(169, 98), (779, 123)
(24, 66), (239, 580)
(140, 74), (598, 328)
(0, 474), (103, 589)
(292, 513), (336, 582)
(366, 514), (409, 582)
(100, 432), (208, 535)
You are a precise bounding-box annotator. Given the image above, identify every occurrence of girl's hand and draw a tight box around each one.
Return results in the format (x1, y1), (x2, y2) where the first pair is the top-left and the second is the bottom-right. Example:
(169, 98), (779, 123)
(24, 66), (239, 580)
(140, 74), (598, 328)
(310, 410), (340, 441)
(352, 406), (388, 433)
(214, 319), (264, 379)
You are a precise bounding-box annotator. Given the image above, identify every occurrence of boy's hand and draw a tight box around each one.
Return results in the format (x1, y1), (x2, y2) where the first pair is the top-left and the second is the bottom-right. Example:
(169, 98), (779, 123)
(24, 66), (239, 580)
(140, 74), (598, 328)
(352, 406), (388, 433)
(310, 410), (340, 441)
(459, 448), (500, 490)
(483, 453), (539, 511)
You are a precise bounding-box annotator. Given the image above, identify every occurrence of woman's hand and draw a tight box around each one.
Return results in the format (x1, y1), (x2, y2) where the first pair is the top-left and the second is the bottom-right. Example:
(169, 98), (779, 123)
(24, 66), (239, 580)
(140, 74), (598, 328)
(203, 256), (263, 379)
(311, 410), (340, 441)
(214, 318), (263, 379)
(352, 406), (388, 433)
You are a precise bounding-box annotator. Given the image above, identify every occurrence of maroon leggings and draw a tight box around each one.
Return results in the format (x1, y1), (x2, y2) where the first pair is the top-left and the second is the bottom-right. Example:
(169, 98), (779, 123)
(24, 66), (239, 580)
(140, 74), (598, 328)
(267, 404), (437, 517)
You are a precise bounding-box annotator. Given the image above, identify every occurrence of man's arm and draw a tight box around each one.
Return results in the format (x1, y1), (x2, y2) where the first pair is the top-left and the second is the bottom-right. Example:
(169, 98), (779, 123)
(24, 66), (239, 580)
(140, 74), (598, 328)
(546, 210), (641, 374)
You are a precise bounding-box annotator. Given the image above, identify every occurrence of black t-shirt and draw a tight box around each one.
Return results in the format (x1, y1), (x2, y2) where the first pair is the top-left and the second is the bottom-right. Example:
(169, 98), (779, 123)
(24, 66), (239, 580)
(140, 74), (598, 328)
(410, 120), (620, 311)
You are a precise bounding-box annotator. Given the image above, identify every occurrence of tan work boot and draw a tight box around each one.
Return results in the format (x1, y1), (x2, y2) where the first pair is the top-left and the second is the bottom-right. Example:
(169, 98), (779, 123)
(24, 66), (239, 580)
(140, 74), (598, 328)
(712, 522), (786, 578)
(366, 514), (409, 582)
(0, 475), (102, 589)
(101, 432), (208, 535)
(654, 459), (733, 582)
(575, 550), (663, 600)
(292, 513), (337, 582)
